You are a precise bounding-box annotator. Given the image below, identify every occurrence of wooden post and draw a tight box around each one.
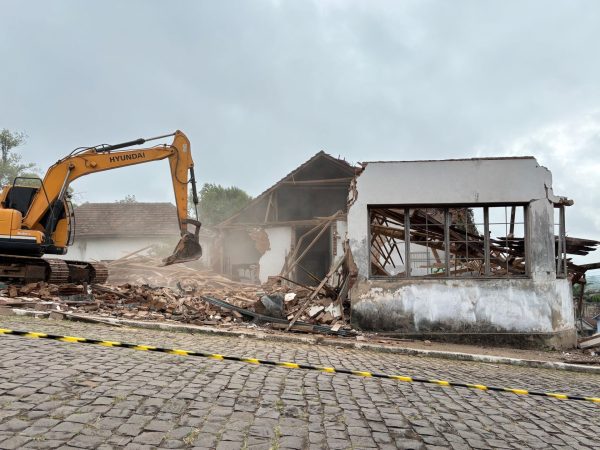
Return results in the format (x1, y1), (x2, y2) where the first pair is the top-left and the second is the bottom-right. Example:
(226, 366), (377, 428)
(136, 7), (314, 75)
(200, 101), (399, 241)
(285, 254), (345, 331)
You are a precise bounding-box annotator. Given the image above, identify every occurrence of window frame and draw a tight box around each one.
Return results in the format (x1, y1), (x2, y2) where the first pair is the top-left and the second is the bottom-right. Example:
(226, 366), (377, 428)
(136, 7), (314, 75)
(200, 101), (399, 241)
(368, 203), (530, 280)
(555, 205), (568, 279)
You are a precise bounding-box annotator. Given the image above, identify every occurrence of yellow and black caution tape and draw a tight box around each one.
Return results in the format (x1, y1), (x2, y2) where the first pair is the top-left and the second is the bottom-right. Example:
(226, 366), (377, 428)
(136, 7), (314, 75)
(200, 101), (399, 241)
(1, 328), (599, 404)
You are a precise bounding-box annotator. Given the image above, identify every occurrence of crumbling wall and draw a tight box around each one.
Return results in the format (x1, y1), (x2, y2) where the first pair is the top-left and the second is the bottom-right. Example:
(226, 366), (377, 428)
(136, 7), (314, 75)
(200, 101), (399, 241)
(333, 220), (347, 259)
(347, 157), (576, 348)
(220, 229), (263, 282)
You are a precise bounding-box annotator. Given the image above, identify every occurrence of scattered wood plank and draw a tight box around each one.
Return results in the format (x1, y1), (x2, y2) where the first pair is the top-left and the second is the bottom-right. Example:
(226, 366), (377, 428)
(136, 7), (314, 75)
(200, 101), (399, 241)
(579, 334), (600, 350)
(108, 245), (153, 265)
(285, 255), (345, 331)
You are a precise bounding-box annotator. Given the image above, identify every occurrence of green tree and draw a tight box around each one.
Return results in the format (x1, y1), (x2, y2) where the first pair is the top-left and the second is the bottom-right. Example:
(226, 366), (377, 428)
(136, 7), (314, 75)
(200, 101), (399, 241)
(115, 194), (138, 203)
(193, 183), (252, 226)
(0, 129), (36, 186)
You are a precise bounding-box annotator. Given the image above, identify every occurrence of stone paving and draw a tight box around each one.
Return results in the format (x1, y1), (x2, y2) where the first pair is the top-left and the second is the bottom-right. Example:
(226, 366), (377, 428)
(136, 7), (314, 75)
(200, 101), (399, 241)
(0, 316), (599, 450)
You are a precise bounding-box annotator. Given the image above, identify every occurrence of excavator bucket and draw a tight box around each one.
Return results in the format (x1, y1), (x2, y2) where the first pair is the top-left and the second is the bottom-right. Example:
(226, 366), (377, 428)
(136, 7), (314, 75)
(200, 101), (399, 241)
(162, 220), (203, 266)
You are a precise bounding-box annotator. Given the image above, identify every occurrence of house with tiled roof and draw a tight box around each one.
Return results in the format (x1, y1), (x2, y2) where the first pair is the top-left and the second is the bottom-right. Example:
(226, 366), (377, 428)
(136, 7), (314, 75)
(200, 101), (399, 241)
(65, 202), (212, 262)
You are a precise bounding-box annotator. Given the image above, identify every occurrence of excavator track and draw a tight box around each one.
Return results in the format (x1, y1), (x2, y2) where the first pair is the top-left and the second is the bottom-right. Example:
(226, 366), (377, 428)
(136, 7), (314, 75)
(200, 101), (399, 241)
(64, 260), (109, 284)
(0, 254), (108, 285)
(90, 262), (109, 284)
(46, 258), (70, 284)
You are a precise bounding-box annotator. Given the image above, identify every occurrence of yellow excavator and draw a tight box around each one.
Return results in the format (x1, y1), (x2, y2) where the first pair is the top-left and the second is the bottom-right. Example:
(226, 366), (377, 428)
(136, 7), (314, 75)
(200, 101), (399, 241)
(0, 130), (202, 284)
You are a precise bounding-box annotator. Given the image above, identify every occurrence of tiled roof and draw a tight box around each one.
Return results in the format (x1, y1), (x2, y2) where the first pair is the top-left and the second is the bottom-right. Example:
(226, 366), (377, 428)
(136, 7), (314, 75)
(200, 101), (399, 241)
(73, 202), (180, 238)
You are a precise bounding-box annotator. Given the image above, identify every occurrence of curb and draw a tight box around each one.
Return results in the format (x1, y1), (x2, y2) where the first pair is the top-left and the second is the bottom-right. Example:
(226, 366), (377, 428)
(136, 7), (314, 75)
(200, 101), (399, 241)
(5, 308), (600, 375)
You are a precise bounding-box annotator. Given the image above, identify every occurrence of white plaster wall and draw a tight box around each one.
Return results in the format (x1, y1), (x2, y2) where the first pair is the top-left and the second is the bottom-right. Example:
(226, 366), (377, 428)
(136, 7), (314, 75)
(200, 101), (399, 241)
(59, 235), (214, 263)
(348, 157), (556, 278)
(60, 237), (158, 261)
(354, 157), (552, 204)
(258, 227), (292, 283)
(527, 198), (556, 280)
(347, 157), (574, 339)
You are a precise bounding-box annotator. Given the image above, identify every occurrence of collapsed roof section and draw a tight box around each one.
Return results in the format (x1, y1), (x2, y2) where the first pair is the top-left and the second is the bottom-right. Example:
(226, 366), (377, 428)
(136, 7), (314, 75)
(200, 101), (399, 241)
(212, 151), (358, 287)
(217, 151), (358, 228)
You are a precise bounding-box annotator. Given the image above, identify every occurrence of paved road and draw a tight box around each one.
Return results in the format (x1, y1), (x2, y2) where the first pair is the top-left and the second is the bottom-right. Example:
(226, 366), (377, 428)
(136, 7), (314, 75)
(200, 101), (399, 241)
(0, 316), (599, 450)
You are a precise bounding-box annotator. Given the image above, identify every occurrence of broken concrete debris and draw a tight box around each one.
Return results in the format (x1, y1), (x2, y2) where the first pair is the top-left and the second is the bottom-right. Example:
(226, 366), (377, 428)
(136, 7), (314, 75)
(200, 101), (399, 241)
(201, 295), (355, 336)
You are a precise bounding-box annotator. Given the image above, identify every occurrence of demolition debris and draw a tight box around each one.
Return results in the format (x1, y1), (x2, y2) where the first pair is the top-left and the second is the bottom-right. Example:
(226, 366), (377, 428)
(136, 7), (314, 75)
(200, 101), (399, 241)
(0, 255), (354, 336)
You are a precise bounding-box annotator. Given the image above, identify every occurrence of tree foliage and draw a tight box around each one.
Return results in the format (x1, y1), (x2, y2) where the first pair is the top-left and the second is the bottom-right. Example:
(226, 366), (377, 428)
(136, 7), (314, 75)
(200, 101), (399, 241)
(192, 183), (252, 226)
(573, 282), (600, 303)
(115, 194), (138, 203)
(0, 129), (36, 186)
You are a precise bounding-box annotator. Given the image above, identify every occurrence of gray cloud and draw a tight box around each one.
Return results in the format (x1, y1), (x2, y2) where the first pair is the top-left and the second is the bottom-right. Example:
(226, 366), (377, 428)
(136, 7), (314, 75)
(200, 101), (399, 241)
(1, 0), (599, 265)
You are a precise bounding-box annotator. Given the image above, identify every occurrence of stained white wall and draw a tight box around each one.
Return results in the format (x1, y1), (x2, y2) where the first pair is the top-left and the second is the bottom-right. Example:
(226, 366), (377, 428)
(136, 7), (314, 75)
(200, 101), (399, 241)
(352, 278), (574, 333)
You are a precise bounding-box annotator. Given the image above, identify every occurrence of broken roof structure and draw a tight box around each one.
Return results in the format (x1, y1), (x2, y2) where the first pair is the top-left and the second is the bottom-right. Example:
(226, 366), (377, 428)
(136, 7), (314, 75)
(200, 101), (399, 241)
(214, 151), (358, 285)
(219, 151), (357, 227)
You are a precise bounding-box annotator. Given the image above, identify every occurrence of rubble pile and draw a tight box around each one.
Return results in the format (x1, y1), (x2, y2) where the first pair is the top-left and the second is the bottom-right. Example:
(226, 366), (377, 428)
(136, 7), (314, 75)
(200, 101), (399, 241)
(104, 255), (350, 329)
(106, 255), (241, 289)
(0, 257), (352, 334)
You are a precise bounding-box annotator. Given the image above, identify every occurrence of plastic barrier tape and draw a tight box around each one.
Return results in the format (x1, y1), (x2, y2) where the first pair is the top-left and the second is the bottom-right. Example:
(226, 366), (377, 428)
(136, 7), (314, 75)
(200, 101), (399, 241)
(1, 328), (598, 404)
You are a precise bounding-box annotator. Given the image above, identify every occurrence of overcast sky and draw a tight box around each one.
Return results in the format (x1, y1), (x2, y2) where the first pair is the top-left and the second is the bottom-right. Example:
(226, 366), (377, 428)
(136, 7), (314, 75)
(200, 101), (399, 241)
(1, 0), (599, 266)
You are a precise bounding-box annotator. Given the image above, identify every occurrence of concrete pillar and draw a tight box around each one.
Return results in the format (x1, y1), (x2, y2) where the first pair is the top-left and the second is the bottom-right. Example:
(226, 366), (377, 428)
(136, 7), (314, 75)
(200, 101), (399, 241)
(527, 199), (556, 282)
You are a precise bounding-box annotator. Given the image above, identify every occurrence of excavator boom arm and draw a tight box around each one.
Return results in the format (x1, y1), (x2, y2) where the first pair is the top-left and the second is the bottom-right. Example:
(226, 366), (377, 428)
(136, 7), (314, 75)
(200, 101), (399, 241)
(22, 130), (197, 237)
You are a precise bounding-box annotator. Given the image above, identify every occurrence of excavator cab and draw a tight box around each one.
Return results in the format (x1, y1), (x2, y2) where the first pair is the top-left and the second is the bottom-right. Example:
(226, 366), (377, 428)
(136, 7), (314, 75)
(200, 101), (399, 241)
(163, 219), (203, 266)
(3, 184), (39, 216)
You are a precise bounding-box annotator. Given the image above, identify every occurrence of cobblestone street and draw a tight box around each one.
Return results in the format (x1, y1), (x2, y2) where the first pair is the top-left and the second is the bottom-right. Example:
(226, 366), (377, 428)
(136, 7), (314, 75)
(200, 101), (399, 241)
(0, 316), (599, 450)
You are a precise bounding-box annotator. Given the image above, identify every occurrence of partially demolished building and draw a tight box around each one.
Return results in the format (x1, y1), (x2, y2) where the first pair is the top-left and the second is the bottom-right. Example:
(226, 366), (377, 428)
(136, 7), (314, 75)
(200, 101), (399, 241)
(214, 151), (356, 285)
(214, 154), (599, 348)
(347, 157), (599, 348)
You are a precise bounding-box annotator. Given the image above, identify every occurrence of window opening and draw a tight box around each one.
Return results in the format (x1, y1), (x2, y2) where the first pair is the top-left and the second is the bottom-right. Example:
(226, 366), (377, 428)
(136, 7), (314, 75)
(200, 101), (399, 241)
(369, 205), (527, 278)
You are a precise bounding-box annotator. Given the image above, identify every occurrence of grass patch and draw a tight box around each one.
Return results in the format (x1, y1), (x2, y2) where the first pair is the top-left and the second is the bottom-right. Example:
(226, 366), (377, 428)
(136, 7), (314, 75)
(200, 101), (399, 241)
(183, 428), (201, 446)
(270, 425), (281, 450)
